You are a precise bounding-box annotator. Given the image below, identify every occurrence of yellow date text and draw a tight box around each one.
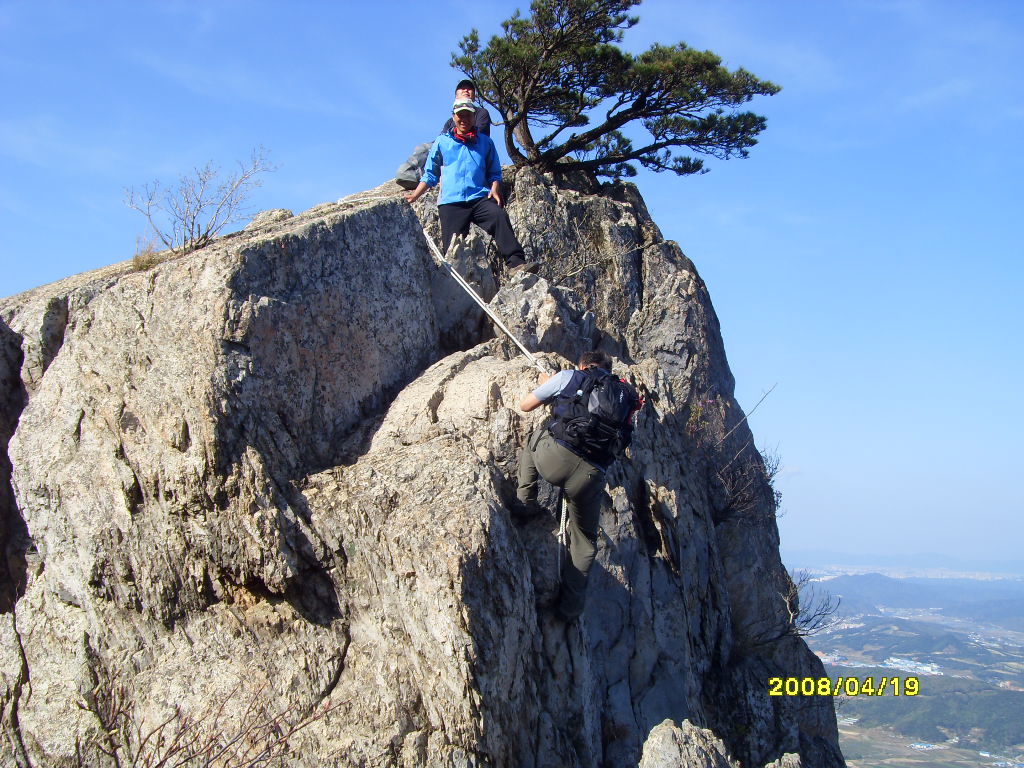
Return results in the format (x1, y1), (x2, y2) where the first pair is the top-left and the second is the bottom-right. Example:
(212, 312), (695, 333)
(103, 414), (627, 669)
(767, 676), (920, 697)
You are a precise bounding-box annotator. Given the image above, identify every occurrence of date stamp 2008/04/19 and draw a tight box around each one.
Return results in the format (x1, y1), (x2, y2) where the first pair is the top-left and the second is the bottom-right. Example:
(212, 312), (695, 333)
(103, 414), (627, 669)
(768, 676), (920, 697)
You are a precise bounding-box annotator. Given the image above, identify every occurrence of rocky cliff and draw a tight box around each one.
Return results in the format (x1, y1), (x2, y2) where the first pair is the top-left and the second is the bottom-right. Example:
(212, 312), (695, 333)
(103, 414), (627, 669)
(0, 169), (844, 767)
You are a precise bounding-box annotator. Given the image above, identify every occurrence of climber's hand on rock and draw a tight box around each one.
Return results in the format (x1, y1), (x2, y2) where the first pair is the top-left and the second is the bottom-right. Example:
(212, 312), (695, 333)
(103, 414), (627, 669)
(405, 182), (428, 204)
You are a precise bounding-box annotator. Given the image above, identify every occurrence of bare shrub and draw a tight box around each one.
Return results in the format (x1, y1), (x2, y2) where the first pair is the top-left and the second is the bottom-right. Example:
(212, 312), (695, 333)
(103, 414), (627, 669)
(737, 568), (841, 650)
(75, 669), (339, 767)
(131, 236), (162, 272)
(761, 444), (784, 515)
(126, 147), (275, 256)
(784, 568), (841, 638)
(715, 442), (782, 522)
(686, 384), (783, 524)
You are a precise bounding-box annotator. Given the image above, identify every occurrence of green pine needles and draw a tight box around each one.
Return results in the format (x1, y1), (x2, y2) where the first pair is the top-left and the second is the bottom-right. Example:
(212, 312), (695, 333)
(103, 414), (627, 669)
(452, 0), (780, 179)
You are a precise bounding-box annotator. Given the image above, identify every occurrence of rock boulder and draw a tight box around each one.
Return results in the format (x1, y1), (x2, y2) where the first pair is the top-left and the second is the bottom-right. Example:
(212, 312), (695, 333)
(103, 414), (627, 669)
(0, 174), (843, 767)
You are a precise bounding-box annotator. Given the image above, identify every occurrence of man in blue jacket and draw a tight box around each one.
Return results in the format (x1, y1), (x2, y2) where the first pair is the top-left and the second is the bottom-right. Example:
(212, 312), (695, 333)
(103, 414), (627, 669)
(404, 99), (538, 275)
(395, 79), (491, 190)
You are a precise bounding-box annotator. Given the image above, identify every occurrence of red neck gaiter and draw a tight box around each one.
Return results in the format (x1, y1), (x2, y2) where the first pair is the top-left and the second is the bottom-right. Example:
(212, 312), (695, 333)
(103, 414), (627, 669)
(452, 128), (477, 144)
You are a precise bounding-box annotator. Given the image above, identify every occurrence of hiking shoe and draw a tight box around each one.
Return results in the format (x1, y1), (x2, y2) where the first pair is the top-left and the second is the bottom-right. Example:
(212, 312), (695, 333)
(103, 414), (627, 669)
(506, 257), (540, 275)
(395, 177), (419, 190)
(510, 499), (550, 520)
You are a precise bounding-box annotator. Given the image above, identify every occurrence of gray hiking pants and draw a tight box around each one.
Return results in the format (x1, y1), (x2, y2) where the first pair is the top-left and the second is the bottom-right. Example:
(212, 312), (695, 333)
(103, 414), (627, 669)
(517, 428), (605, 619)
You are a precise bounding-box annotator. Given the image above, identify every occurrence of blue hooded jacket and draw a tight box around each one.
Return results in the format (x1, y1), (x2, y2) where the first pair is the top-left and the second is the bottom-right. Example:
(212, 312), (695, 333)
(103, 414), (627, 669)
(421, 131), (502, 206)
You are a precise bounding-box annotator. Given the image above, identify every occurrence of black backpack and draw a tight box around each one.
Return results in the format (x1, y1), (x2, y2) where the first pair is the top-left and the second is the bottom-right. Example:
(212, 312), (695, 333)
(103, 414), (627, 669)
(549, 368), (640, 466)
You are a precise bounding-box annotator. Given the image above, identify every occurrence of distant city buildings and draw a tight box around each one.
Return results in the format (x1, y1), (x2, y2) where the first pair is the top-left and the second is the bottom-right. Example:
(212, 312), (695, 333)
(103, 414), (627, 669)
(883, 656), (942, 675)
(814, 650), (943, 675)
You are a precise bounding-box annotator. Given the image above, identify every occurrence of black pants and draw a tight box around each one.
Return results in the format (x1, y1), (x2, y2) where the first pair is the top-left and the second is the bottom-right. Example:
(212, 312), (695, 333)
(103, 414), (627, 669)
(438, 197), (525, 263)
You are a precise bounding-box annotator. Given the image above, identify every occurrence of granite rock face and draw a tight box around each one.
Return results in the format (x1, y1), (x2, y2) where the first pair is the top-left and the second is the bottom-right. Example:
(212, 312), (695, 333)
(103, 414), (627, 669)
(0, 174), (843, 767)
(638, 719), (737, 768)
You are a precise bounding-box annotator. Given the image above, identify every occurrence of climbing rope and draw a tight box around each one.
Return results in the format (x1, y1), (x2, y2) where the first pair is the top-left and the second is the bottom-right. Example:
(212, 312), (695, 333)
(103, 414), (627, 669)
(421, 227), (546, 373)
(334, 193), (396, 206)
(423, 228), (568, 583)
(332, 194), (545, 375)
(332, 194), (546, 374)
(556, 492), (569, 577)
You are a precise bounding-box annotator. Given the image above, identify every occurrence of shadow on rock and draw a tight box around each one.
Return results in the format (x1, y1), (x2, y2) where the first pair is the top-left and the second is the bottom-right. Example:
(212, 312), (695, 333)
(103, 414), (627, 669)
(0, 316), (29, 614)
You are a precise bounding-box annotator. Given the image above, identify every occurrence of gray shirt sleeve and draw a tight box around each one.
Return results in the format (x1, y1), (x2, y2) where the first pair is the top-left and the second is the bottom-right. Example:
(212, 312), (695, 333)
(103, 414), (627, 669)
(532, 369), (575, 403)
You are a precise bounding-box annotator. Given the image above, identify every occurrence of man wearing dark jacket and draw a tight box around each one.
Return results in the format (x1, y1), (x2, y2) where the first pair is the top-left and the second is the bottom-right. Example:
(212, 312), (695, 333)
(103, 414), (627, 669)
(441, 79), (491, 136)
(517, 350), (639, 620)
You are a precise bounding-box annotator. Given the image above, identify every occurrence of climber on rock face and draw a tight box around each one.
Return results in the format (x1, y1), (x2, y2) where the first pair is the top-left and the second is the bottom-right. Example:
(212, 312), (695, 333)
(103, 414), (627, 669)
(516, 350), (640, 621)
(404, 99), (539, 277)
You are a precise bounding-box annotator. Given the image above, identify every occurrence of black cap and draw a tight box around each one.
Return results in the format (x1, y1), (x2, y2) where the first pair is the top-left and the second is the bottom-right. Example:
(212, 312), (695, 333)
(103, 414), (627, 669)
(456, 78), (476, 91)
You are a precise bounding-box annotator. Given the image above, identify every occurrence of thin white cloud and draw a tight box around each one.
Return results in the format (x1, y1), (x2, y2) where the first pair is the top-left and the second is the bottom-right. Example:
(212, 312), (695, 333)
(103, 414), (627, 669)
(898, 77), (976, 112)
(0, 116), (127, 174)
(129, 50), (347, 118)
(631, 3), (844, 93)
(0, 182), (38, 220)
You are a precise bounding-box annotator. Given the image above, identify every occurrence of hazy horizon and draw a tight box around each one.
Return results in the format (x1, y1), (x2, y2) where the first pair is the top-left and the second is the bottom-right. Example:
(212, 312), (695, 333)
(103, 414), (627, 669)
(783, 547), (1024, 579)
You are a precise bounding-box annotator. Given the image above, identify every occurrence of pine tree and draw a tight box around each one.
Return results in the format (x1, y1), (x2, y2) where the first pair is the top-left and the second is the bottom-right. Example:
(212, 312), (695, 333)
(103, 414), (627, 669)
(452, 0), (780, 179)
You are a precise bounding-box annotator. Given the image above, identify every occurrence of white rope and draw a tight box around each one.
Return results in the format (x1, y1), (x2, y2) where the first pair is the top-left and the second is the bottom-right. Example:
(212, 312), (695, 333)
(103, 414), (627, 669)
(336, 193), (398, 203)
(556, 493), (568, 576)
(420, 227), (545, 373)
(331, 197), (543, 373)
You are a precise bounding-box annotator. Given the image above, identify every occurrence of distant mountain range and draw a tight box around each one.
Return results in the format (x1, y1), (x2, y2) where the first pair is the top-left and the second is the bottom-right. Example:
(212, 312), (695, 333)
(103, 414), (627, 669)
(822, 572), (1024, 610)
(941, 598), (1024, 632)
(793, 571), (1024, 632)
(800, 569), (1024, 758)
(783, 548), (1024, 577)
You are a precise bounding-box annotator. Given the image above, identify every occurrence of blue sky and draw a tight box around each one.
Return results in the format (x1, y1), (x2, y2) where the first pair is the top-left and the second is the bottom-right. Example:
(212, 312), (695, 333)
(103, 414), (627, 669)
(2, 1), (1022, 570)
